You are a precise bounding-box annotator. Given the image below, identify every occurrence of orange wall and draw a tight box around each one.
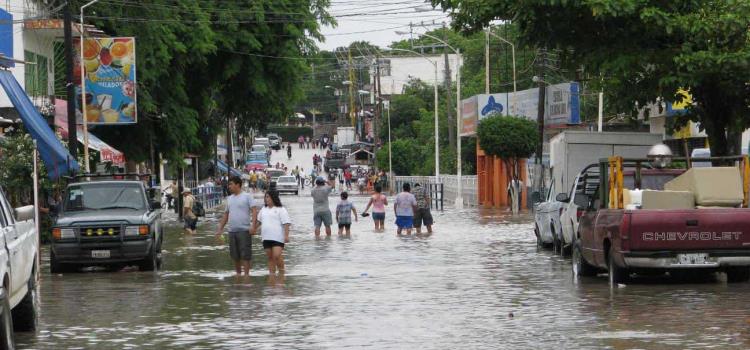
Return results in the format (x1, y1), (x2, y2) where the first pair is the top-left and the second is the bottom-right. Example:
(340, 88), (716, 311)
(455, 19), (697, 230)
(477, 143), (527, 209)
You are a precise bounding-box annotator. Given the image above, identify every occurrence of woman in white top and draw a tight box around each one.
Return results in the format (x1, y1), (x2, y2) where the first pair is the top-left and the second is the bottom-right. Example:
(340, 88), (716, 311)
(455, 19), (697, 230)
(255, 190), (291, 274)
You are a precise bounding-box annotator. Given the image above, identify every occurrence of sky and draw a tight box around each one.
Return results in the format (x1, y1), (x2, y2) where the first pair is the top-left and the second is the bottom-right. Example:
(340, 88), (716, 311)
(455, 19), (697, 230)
(317, 0), (452, 51)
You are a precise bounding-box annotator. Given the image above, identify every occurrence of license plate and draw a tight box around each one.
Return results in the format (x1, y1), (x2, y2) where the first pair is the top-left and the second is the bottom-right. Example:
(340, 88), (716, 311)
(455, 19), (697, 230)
(91, 250), (110, 259)
(677, 253), (709, 265)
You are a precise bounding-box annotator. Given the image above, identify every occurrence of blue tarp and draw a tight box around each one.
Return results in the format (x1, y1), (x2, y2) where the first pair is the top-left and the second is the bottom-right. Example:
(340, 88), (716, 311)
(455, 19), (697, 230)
(216, 159), (242, 177)
(0, 70), (80, 179)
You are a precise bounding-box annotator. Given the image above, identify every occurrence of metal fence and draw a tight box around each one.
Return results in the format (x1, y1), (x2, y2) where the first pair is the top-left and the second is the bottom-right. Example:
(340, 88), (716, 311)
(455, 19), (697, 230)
(393, 175), (478, 208)
(192, 185), (223, 209)
(393, 178), (444, 211)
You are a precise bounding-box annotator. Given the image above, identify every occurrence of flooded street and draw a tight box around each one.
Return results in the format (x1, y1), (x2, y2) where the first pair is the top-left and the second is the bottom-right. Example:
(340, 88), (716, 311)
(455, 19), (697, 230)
(15, 189), (750, 349)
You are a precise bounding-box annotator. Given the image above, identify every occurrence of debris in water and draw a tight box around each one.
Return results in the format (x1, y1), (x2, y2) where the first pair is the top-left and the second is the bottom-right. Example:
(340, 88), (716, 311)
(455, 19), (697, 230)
(360, 272), (369, 277)
(618, 283), (626, 288)
(508, 312), (514, 318)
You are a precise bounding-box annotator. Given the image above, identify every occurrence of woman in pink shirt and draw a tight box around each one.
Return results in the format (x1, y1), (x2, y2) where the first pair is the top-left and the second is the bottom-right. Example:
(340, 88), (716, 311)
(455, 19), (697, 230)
(362, 184), (388, 231)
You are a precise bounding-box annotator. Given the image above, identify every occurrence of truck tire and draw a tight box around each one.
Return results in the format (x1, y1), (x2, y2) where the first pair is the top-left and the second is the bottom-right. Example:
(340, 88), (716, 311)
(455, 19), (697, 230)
(294, 191), (299, 195)
(572, 241), (596, 277)
(534, 226), (542, 248)
(138, 245), (158, 272)
(608, 247), (629, 285)
(12, 266), (37, 332)
(0, 288), (14, 350)
(726, 267), (750, 283)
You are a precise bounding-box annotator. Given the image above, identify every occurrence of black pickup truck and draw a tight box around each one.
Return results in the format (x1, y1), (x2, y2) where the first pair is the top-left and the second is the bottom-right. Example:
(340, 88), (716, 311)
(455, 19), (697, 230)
(50, 177), (164, 272)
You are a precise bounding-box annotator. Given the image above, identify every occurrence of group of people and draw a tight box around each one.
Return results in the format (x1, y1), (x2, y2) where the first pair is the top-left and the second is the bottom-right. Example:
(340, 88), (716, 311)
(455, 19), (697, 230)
(248, 170), (268, 190)
(296, 135), (330, 150)
(203, 175), (434, 277)
(310, 177), (433, 237)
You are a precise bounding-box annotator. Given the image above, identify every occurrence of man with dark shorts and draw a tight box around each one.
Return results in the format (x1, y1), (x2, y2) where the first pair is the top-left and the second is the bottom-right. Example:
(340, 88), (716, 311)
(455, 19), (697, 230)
(182, 188), (197, 234)
(215, 176), (258, 276)
(394, 183), (418, 235)
(413, 183), (434, 234)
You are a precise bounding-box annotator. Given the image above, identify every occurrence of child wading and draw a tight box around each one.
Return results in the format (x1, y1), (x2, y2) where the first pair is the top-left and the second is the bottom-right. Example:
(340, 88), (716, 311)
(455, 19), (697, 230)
(335, 192), (358, 236)
(254, 190), (291, 274)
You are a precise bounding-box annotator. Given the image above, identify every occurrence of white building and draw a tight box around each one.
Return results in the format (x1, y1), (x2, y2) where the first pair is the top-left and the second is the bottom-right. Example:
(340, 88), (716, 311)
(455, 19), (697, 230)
(371, 54), (460, 96)
(0, 1), (60, 121)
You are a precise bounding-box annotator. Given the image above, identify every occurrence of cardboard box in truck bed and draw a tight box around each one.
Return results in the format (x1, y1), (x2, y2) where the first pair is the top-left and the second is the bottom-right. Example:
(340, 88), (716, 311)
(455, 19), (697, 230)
(550, 131), (663, 195)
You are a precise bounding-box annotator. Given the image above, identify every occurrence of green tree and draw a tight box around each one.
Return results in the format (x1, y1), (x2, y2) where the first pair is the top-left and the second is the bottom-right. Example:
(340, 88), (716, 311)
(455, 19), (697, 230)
(375, 139), (423, 175)
(477, 115), (537, 213)
(435, 0), (750, 156)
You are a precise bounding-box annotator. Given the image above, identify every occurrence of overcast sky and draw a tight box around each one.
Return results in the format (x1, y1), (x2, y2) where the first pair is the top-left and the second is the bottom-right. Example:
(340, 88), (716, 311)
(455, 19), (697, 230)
(317, 0), (452, 51)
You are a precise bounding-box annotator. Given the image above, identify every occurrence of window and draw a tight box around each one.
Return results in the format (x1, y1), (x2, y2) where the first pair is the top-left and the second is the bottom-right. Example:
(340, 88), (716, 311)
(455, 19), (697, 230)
(378, 59), (391, 77)
(24, 50), (49, 97)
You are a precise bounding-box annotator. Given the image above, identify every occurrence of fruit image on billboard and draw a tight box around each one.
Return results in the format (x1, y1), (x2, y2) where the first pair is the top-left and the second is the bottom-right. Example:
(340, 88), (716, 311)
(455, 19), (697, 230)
(74, 37), (137, 124)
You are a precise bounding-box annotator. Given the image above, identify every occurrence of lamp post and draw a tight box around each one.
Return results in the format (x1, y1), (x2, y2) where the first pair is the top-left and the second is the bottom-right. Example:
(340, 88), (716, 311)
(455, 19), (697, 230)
(385, 48), (440, 182)
(386, 101), (393, 193)
(485, 28), (517, 95)
(80, 0), (101, 173)
(399, 31), (463, 209)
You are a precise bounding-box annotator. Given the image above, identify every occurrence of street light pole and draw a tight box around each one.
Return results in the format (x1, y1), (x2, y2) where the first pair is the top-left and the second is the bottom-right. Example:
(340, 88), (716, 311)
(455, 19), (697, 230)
(405, 31), (463, 208)
(387, 102), (393, 193)
(384, 48), (440, 182)
(80, 0), (101, 173)
(486, 28), (517, 114)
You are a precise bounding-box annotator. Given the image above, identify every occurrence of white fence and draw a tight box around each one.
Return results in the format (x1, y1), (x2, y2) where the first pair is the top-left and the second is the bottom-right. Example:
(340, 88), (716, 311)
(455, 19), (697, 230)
(393, 175), (478, 207)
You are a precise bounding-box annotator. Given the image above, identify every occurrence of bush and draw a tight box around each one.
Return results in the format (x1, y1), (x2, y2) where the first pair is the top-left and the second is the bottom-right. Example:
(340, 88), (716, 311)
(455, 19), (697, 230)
(265, 126), (313, 141)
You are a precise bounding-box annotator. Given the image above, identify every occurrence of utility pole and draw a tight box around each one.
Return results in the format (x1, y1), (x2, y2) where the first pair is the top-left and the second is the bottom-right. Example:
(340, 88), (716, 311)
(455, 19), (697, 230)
(348, 50), (356, 128)
(226, 115), (233, 168)
(375, 58), (382, 145)
(63, 2), (77, 157)
(443, 24), (456, 150)
(535, 48), (546, 167)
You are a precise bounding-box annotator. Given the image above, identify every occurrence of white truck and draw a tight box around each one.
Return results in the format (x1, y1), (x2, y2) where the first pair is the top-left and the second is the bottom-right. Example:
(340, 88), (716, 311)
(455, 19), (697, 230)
(548, 131), (663, 252)
(336, 126), (356, 147)
(0, 186), (40, 346)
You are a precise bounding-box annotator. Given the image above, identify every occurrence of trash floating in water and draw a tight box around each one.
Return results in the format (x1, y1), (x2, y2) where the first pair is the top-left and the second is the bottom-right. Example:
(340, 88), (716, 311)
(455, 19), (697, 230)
(360, 272), (369, 277)
(508, 312), (514, 318)
(618, 283), (626, 288)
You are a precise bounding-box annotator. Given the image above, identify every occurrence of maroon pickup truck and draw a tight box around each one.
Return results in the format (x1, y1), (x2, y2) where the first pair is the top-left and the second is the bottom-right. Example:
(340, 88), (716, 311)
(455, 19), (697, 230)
(572, 156), (750, 284)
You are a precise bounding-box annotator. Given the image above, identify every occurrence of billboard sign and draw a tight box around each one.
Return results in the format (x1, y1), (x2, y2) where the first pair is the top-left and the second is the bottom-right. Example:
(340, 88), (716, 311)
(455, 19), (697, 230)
(74, 37), (137, 124)
(475, 82), (580, 127)
(460, 96), (478, 136)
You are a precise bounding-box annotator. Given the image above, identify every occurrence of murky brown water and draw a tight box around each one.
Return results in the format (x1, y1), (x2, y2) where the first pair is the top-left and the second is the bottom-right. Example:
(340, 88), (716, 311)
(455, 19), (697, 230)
(15, 193), (750, 349)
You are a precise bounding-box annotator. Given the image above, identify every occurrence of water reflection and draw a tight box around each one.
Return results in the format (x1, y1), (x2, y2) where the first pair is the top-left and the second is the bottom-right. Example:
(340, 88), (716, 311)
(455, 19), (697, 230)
(16, 197), (750, 349)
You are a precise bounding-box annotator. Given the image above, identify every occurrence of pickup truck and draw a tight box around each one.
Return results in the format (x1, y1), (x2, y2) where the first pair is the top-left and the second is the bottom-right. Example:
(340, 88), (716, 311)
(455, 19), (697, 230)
(0, 186), (40, 340)
(573, 155), (750, 284)
(532, 178), (564, 251)
(51, 177), (164, 272)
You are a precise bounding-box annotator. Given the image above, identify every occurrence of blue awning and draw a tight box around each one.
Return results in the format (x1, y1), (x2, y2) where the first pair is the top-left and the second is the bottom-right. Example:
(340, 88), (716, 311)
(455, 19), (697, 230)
(216, 159), (242, 177)
(0, 70), (80, 179)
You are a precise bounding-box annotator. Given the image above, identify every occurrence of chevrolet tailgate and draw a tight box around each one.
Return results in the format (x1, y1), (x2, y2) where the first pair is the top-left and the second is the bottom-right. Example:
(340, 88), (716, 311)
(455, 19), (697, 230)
(625, 209), (750, 251)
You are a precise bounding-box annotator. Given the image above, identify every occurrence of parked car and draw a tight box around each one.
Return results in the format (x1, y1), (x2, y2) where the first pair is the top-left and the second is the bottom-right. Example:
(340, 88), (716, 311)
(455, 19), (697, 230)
(533, 179), (564, 251)
(245, 151), (269, 171)
(253, 139), (272, 157)
(275, 175), (299, 195)
(0, 186), (40, 339)
(267, 134), (281, 150)
(573, 155), (750, 285)
(51, 177), (164, 272)
(265, 169), (286, 187)
(557, 165), (600, 256)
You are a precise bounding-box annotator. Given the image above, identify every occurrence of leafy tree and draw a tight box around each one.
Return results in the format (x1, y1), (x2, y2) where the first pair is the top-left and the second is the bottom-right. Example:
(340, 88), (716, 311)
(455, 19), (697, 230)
(435, 0), (750, 156)
(74, 0), (332, 166)
(375, 139), (424, 176)
(477, 115), (537, 213)
(0, 132), (52, 206)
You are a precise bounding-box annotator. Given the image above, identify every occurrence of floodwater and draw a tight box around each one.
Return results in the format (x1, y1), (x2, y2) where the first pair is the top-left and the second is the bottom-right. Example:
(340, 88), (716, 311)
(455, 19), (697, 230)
(16, 193), (750, 349)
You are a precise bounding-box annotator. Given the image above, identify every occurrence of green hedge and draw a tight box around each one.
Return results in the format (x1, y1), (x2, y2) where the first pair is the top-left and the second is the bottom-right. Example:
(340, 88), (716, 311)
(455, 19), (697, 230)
(265, 126), (313, 141)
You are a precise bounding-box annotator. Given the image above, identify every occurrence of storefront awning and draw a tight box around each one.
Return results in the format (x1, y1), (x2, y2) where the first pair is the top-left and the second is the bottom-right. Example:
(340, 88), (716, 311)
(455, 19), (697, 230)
(0, 70), (79, 179)
(53, 99), (125, 165)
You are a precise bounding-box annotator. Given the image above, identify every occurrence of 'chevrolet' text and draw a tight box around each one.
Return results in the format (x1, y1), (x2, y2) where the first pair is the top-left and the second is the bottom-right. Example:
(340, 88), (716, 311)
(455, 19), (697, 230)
(642, 232), (742, 241)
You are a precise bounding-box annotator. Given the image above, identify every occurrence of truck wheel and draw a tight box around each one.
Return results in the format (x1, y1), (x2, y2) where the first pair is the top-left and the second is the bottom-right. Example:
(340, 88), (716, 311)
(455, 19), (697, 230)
(138, 245), (158, 272)
(294, 191), (299, 195)
(0, 287), (14, 350)
(12, 266), (37, 332)
(726, 267), (750, 283)
(608, 247), (629, 285)
(572, 241), (596, 277)
(533, 226), (542, 248)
